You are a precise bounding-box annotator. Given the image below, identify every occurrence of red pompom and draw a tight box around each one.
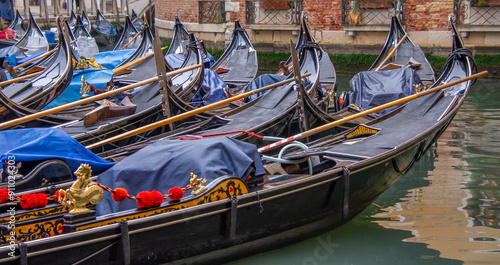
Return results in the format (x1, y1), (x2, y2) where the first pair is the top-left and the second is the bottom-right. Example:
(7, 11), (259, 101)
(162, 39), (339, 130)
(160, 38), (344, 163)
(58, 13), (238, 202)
(168, 187), (184, 201)
(112, 188), (128, 202)
(35, 193), (48, 208)
(0, 188), (9, 203)
(136, 191), (153, 209)
(20, 194), (36, 209)
(150, 190), (164, 207)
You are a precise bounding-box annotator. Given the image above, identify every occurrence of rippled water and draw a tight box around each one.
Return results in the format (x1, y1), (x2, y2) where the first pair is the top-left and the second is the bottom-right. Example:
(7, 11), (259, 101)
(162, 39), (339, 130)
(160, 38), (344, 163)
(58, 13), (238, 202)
(228, 77), (500, 265)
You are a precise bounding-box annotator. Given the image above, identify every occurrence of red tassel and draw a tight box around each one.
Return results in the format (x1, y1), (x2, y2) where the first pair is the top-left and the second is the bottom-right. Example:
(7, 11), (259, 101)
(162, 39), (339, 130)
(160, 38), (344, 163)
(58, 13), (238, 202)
(151, 190), (163, 207)
(0, 188), (9, 203)
(136, 191), (153, 209)
(35, 193), (48, 208)
(168, 187), (184, 201)
(112, 188), (128, 202)
(20, 194), (36, 209)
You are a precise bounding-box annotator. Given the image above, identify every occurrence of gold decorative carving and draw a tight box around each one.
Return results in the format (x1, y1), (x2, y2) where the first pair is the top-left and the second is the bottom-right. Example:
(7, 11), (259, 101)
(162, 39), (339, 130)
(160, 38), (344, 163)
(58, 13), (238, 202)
(57, 164), (103, 214)
(190, 173), (207, 196)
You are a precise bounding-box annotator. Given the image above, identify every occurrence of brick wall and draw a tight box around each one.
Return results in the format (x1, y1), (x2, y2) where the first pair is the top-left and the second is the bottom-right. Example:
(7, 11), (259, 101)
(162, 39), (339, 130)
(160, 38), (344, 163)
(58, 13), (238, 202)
(405, 0), (454, 31)
(303, 0), (343, 30)
(156, 0), (455, 31)
(156, 0), (199, 23)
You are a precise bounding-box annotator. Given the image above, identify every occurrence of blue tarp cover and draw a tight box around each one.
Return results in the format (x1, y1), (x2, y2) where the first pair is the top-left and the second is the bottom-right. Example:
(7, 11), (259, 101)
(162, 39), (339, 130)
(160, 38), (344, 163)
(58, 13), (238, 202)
(0, 128), (114, 182)
(191, 68), (230, 106)
(244, 74), (287, 102)
(44, 68), (115, 109)
(96, 137), (265, 216)
(349, 68), (421, 116)
(93, 49), (134, 69)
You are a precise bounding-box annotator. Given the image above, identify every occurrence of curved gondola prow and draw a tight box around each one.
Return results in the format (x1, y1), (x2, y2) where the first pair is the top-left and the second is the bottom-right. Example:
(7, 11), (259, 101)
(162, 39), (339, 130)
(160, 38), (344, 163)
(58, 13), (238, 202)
(73, 15), (91, 38)
(209, 20), (258, 92)
(69, 10), (77, 28)
(7, 10), (25, 38)
(166, 16), (190, 55)
(430, 18), (475, 98)
(115, 25), (154, 68)
(369, 16), (413, 71)
(113, 15), (141, 50)
(14, 11), (49, 56)
(18, 17), (73, 109)
(91, 9), (119, 51)
(81, 10), (91, 33)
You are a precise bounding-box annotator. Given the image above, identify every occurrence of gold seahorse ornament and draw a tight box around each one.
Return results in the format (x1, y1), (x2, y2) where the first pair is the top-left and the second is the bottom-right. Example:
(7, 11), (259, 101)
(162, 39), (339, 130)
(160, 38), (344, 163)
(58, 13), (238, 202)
(57, 164), (104, 214)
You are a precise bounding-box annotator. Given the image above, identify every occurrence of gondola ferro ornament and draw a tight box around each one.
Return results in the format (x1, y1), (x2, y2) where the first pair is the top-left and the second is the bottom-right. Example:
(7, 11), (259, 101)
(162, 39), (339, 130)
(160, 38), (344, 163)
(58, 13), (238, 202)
(57, 164), (104, 214)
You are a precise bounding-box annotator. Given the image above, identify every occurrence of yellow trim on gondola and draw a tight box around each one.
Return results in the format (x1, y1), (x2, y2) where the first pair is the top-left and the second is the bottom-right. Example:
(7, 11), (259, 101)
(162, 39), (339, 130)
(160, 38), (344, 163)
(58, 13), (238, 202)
(76, 178), (248, 231)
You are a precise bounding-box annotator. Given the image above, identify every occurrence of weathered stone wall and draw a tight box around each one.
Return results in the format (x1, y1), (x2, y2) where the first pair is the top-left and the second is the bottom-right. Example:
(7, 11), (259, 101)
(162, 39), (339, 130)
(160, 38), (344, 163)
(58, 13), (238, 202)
(156, 0), (199, 23)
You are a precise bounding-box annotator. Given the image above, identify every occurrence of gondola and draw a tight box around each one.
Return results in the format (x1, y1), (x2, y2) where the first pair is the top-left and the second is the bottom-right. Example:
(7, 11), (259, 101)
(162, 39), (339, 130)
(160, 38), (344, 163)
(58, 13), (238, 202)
(369, 16), (435, 85)
(0, 20), (480, 264)
(14, 11), (49, 56)
(0, 17), (73, 122)
(90, 9), (120, 52)
(209, 20), (258, 93)
(112, 16), (141, 51)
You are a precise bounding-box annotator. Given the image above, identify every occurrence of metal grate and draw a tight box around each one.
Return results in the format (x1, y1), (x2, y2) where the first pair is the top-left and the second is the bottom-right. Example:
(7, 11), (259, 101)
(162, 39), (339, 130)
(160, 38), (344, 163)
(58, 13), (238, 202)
(454, 0), (500, 26)
(341, 0), (406, 26)
(245, 0), (303, 25)
(199, 0), (226, 24)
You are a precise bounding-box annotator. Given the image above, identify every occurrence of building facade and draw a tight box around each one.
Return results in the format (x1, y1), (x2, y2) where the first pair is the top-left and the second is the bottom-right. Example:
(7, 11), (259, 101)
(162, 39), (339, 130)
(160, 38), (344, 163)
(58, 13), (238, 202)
(155, 0), (500, 54)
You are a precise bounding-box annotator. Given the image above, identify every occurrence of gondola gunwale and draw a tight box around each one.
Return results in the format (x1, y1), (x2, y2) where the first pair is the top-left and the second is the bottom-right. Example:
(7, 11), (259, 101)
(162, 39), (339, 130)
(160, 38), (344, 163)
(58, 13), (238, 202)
(112, 16), (140, 51)
(14, 11), (49, 56)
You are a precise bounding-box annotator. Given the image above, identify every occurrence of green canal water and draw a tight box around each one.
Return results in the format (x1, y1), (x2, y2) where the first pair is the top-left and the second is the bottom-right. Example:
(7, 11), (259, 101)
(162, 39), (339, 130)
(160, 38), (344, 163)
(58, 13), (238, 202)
(227, 76), (500, 265)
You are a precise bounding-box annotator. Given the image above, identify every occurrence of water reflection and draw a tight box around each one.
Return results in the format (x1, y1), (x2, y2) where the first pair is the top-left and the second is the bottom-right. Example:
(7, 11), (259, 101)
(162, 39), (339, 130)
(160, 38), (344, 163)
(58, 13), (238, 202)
(228, 78), (500, 264)
(373, 78), (500, 264)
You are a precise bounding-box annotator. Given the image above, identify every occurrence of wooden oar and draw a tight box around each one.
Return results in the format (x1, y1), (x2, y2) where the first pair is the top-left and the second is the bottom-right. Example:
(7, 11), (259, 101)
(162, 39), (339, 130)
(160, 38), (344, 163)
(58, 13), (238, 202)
(85, 73), (312, 149)
(257, 70), (489, 153)
(112, 46), (168, 75)
(375, 32), (409, 71)
(0, 71), (41, 87)
(13, 49), (57, 70)
(121, 31), (141, 49)
(0, 63), (203, 130)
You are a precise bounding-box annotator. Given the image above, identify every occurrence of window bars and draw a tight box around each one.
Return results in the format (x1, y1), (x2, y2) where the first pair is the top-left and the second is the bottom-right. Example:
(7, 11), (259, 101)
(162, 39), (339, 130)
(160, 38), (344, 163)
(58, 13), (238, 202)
(341, 0), (406, 26)
(245, 0), (303, 25)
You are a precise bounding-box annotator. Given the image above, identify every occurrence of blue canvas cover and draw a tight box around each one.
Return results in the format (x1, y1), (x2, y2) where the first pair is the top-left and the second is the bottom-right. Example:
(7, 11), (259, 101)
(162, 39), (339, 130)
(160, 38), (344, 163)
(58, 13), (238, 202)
(96, 137), (265, 216)
(44, 68), (115, 109)
(348, 68), (421, 116)
(93, 49), (134, 69)
(191, 68), (230, 106)
(244, 74), (287, 102)
(0, 128), (114, 182)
